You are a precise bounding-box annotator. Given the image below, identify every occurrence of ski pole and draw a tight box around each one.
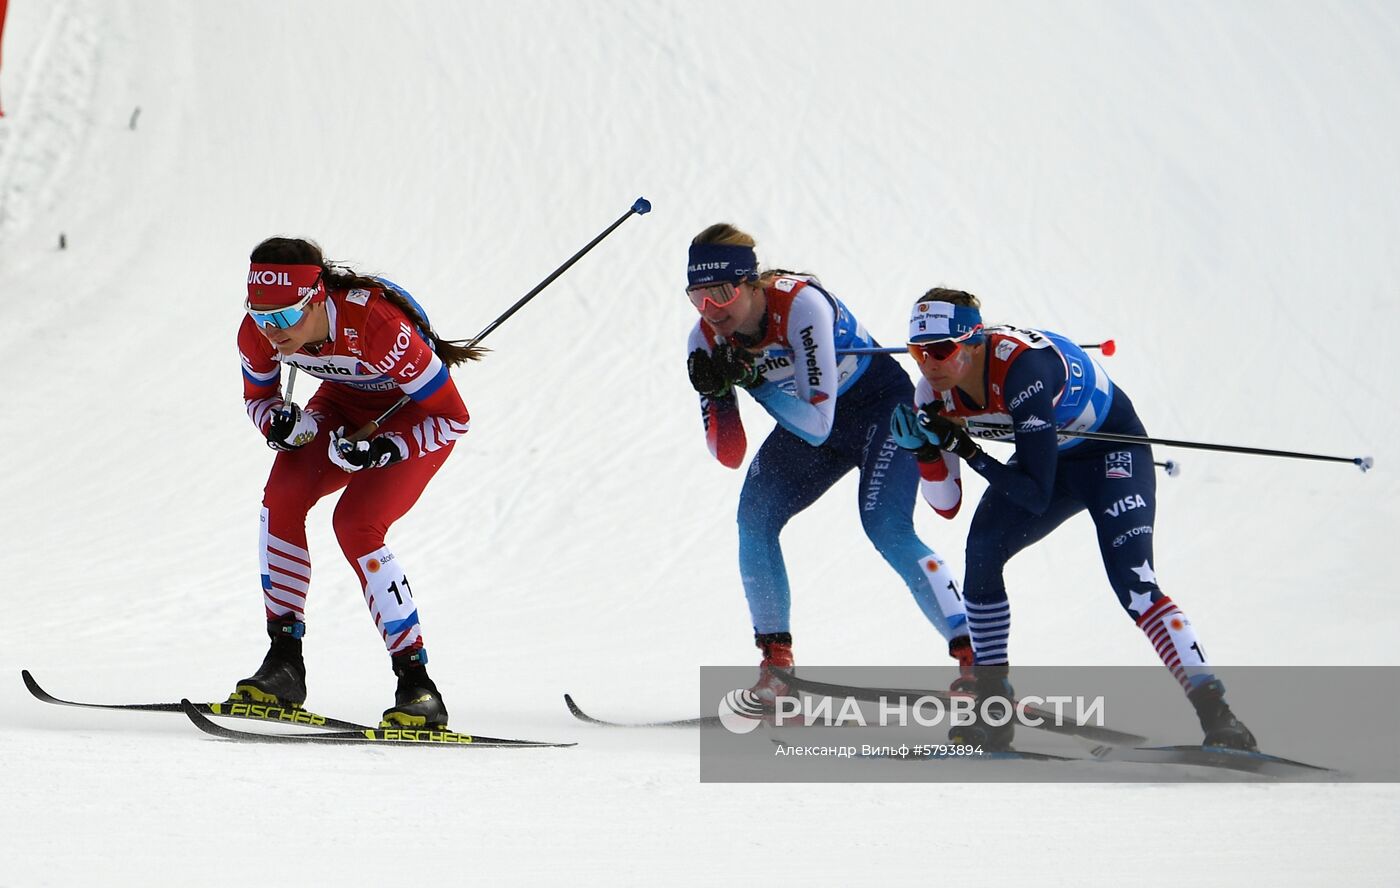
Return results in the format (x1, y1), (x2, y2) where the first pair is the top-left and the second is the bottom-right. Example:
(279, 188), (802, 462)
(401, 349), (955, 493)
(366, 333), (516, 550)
(1156, 459), (1180, 478)
(344, 196), (653, 445)
(965, 421), (1373, 473)
(834, 339), (1115, 357)
(277, 366), (299, 417)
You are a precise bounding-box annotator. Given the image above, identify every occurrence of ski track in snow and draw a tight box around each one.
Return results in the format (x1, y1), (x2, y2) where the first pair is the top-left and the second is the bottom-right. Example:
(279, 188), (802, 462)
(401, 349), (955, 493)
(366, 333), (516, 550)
(2, 2), (1398, 885)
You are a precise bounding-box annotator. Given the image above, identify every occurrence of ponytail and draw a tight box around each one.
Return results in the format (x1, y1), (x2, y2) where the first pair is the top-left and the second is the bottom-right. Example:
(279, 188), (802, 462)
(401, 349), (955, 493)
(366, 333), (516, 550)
(249, 237), (486, 367)
(322, 265), (486, 367)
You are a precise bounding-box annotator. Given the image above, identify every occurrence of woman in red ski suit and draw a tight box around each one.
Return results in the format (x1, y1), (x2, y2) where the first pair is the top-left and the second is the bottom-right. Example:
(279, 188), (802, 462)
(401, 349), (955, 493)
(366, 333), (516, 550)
(233, 236), (482, 730)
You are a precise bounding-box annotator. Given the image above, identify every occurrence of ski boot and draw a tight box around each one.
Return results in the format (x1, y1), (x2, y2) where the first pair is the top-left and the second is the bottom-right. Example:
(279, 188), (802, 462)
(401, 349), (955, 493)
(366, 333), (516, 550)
(948, 635), (976, 695)
(1188, 678), (1257, 750)
(948, 662), (1015, 751)
(749, 632), (795, 709)
(229, 617), (307, 707)
(381, 648), (450, 730)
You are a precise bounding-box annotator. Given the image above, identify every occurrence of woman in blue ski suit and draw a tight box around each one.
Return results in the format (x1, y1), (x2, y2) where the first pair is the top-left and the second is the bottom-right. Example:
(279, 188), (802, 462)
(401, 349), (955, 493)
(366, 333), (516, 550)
(891, 288), (1256, 751)
(682, 223), (970, 700)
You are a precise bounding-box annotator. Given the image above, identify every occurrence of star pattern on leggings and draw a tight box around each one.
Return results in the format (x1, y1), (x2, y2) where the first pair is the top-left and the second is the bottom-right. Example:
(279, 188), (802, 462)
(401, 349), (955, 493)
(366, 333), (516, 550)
(1127, 588), (1155, 616)
(1130, 559), (1157, 585)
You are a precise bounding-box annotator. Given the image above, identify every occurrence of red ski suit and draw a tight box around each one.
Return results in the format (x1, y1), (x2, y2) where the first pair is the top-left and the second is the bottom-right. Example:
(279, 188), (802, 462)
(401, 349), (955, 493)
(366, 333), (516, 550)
(238, 283), (469, 654)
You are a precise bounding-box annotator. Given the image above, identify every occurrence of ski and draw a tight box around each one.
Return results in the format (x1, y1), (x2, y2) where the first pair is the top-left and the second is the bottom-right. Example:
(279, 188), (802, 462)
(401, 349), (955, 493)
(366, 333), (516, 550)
(180, 700), (575, 747)
(934, 748), (1075, 762)
(564, 693), (888, 729)
(862, 745), (1078, 763)
(1087, 743), (1336, 777)
(564, 693), (723, 728)
(21, 669), (371, 731)
(768, 667), (1149, 746)
(836, 738), (1333, 776)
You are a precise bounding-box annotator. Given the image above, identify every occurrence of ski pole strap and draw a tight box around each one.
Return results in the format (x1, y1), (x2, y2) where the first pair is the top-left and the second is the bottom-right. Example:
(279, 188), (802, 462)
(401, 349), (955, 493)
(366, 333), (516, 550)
(965, 421), (1373, 472)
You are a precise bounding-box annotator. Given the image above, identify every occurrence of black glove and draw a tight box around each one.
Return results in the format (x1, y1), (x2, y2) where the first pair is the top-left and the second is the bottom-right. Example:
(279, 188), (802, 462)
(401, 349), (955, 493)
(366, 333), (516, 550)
(688, 348), (732, 398)
(265, 402), (319, 452)
(712, 341), (764, 390)
(328, 427), (405, 472)
(918, 405), (982, 461)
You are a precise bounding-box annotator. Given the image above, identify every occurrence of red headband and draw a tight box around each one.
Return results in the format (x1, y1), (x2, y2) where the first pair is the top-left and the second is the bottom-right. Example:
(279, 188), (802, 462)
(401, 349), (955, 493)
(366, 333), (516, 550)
(247, 263), (325, 308)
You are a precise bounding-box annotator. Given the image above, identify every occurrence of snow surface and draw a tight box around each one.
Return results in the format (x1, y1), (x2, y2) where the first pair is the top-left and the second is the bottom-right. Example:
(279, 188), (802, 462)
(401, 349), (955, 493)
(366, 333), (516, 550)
(2, 1), (1398, 885)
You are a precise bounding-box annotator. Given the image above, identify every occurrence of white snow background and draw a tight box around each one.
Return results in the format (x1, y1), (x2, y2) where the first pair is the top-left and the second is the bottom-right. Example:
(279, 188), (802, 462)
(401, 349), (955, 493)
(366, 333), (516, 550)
(1, 2), (1397, 885)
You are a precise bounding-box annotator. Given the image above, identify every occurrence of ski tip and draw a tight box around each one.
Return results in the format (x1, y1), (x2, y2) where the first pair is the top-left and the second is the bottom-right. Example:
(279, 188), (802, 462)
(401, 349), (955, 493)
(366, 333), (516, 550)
(20, 669), (51, 702)
(562, 693), (593, 721)
(179, 698), (229, 739)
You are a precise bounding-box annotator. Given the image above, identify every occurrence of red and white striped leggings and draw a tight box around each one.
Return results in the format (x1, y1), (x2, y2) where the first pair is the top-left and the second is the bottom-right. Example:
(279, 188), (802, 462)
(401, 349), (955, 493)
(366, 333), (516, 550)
(257, 391), (452, 656)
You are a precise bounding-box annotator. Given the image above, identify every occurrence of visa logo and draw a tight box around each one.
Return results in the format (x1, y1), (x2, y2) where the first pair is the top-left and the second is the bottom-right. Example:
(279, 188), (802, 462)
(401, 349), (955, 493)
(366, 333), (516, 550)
(1104, 494), (1148, 518)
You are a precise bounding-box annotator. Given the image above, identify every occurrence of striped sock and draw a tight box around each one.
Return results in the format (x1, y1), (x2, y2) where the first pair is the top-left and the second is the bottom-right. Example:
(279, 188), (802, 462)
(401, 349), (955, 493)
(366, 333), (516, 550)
(355, 546), (424, 655)
(966, 599), (1011, 665)
(1136, 596), (1211, 691)
(262, 532), (310, 622)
